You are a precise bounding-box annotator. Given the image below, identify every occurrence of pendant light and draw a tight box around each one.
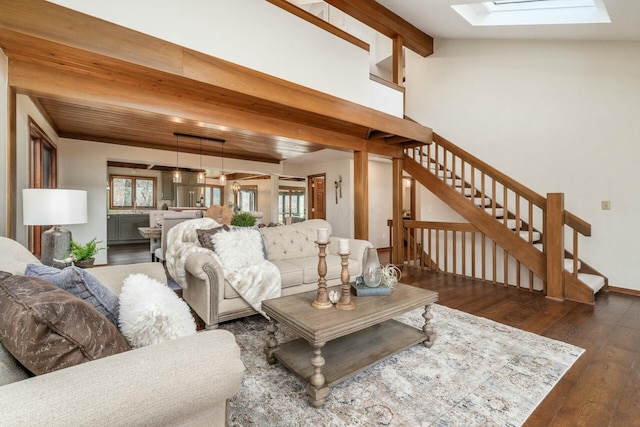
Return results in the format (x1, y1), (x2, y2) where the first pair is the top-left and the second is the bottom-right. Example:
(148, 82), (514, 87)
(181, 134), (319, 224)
(196, 137), (206, 184)
(219, 140), (227, 185)
(172, 134), (182, 183)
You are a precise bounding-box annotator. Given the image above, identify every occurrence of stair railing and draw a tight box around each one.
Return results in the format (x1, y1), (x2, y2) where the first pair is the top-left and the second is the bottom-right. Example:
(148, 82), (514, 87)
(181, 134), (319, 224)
(402, 132), (600, 302)
(387, 219), (546, 291)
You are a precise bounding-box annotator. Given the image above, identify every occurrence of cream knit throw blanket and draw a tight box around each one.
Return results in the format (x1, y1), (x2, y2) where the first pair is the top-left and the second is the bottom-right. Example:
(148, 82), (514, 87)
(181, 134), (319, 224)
(165, 218), (281, 318)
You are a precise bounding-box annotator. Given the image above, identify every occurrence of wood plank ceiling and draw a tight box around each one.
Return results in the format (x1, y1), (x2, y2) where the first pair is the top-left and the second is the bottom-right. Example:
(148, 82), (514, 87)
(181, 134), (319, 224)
(0, 0), (433, 166)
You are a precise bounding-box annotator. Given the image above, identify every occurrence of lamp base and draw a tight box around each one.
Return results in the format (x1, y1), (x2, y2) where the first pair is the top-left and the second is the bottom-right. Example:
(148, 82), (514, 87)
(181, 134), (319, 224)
(41, 226), (71, 267)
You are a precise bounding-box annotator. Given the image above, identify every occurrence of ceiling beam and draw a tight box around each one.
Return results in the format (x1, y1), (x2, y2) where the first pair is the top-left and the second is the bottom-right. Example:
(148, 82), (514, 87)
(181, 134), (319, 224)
(0, 0), (432, 144)
(324, 0), (434, 57)
(9, 59), (402, 159)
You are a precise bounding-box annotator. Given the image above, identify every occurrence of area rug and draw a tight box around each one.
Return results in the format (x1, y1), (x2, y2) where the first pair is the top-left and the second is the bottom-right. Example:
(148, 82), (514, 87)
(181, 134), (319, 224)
(222, 304), (584, 426)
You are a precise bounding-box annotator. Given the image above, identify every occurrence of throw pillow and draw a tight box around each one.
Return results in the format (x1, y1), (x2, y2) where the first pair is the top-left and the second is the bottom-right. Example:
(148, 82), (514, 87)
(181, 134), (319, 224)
(213, 227), (265, 273)
(0, 272), (130, 375)
(25, 264), (120, 327)
(118, 274), (197, 349)
(196, 224), (230, 252)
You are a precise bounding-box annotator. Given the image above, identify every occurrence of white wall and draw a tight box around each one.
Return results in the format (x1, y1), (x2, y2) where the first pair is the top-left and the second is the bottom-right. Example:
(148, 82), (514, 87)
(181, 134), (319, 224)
(369, 80), (404, 118)
(368, 160), (392, 248)
(284, 157), (353, 239)
(405, 39), (640, 291)
(0, 49), (7, 237)
(15, 95), (59, 245)
(48, 0), (370, 107)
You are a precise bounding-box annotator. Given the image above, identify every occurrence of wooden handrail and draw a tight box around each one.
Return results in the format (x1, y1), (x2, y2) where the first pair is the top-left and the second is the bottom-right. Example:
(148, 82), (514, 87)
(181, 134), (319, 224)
(399, 220), (478, 232)
(430, 133), (591, 236)
(433, 133), (547, 209)
(401, 131), (602, 303)
(565, 211), (591, 237)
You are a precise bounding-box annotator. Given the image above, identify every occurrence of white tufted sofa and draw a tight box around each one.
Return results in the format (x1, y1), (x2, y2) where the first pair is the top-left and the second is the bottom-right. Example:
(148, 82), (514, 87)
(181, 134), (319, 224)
(182, 219), (373, 329)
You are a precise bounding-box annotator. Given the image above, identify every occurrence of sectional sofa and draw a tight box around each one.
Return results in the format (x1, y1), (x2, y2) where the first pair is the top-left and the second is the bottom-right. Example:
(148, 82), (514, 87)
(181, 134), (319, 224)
(0, 237), (244, 426)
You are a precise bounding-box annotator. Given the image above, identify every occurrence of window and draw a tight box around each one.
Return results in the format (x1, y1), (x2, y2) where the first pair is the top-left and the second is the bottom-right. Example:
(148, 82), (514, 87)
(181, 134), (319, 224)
(279, 187), (305, 223)
(237, 186), (258, 212)
(110, 175), (156, 210)
(452, 0), (609, 26)
(203, 185), (225, 207)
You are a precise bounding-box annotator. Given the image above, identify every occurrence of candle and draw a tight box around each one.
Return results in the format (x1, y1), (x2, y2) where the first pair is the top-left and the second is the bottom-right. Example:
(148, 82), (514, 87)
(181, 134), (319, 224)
(317, 228), (329, 243)
(338, 238), (349, 254)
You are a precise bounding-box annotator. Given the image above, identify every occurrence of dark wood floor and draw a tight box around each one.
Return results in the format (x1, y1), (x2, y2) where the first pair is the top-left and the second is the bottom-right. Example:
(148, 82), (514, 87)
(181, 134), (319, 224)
(401, 268), (640, 427)
(109, 244), (639, 426)
(107, 242), (153, 265)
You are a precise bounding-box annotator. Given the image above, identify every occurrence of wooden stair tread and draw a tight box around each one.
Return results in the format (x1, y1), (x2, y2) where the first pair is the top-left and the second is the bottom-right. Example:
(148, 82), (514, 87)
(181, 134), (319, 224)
(518, 230), (541, 242)
(578, 273), (606, 293)
(485, 207), (505, 218)
(564, 258), (582, 273)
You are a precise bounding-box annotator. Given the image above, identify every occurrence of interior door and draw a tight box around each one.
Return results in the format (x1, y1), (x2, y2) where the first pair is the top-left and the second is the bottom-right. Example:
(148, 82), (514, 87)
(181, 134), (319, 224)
(29, 119), (57, 255)
(308, 174), (326, 220)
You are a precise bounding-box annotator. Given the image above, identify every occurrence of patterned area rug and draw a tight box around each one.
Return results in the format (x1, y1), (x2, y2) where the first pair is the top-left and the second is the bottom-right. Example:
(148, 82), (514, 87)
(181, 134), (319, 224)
(222, 304), (584, 426)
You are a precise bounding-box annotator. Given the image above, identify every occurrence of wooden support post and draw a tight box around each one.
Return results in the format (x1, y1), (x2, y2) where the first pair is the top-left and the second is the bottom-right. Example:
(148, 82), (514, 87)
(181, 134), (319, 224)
(392, 158), (404, 265)
(7, 87), (17, 239)
(546, 193), (565, 301)
(392, 34), (404, 86)
(353, 151), (368, 241)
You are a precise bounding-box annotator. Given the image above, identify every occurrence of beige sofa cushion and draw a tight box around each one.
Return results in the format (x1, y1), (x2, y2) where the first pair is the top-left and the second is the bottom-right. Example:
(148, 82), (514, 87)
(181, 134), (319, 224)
(261, 219), (331, 261)
(0, 343), (29, 386)
(286, 255), (361, 284)
(271, 260), (305, 288)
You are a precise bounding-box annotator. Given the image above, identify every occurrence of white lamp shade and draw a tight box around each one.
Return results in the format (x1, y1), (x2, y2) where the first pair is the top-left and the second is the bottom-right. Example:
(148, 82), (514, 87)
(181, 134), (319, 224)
(23, 189), (88, 226)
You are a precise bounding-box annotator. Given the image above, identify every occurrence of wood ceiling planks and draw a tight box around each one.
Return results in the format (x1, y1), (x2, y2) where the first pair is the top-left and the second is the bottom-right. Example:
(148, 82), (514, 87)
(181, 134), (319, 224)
(0, 0), (432, 164)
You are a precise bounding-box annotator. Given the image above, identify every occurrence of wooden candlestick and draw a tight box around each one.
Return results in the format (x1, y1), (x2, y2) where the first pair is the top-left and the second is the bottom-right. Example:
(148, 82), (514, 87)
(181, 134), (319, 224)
(312, 242), (333, 309)
(336, 252), (355, 310)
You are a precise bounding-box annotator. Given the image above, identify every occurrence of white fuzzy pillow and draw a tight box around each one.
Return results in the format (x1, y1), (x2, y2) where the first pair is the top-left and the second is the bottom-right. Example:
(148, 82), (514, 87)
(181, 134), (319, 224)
(118, 274), (197, 348)
(213, 228), (265, 273)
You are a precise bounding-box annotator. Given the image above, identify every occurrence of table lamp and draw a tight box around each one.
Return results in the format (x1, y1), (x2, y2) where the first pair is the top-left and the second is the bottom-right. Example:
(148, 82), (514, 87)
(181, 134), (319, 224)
(23, 188), (88, 266)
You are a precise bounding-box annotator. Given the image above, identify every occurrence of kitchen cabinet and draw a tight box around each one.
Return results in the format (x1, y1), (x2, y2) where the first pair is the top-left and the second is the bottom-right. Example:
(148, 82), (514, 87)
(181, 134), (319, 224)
(107, 215), (118, 242)
(182, 172), (198, 186)
(107, 214), (150, 244)
(161, 172), (175, 200)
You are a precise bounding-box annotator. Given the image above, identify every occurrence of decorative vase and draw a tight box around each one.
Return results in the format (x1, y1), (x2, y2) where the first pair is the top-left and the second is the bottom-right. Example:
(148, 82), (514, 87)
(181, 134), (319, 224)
(362, 247), (382, 287)
(74, 258), (95, 269)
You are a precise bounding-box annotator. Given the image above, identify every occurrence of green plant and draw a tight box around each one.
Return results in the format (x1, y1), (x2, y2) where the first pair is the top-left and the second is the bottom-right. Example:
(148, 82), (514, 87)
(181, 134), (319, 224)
(230, 212), (256, 227)
(69, 238), (107, 261)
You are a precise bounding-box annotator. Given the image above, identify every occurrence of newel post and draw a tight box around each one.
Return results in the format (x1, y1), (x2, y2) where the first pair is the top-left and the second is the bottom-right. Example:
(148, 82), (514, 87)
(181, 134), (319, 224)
(546, 193), (565, 301)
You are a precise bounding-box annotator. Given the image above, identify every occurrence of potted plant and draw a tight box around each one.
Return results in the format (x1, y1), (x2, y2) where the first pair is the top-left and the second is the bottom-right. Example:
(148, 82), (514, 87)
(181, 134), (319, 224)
(230, 212), (256, 227)
(69, 238), (107, 268)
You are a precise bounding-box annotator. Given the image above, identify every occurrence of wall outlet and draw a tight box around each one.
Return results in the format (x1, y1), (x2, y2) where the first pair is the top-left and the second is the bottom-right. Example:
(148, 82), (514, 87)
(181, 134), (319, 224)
(601, 200), (611, 210)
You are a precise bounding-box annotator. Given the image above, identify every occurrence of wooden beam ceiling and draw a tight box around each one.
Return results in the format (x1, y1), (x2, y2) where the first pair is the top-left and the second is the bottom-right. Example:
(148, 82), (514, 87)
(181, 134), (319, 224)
(0, 0), (432, 163)
(324, 0), (434, 57)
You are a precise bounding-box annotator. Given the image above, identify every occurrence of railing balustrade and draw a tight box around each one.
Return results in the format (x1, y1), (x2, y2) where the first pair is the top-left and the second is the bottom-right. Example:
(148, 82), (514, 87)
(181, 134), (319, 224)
(388, 219), (545, 291)
(398, 133), (601, 301)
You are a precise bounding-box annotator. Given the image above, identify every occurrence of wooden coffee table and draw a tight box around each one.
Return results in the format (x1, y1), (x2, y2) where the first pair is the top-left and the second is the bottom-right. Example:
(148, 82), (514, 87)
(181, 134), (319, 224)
(262, 283), (438, 408)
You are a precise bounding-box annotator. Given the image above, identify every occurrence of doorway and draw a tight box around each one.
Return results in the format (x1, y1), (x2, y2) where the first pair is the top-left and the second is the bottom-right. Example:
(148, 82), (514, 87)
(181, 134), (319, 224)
(28, 118), (57, 255)
(307, 174), (326, 220)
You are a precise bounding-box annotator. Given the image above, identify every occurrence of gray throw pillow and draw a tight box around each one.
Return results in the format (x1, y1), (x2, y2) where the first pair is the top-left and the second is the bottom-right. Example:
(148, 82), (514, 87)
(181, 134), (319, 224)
(25, 264), (120, 327)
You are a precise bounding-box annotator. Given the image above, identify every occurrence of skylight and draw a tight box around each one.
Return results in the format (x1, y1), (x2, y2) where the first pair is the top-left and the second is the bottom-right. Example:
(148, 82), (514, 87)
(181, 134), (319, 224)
(452, 0), (610, 26)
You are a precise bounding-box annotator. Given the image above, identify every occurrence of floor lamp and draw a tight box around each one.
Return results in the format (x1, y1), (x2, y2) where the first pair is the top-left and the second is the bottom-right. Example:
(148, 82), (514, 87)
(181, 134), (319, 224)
(23, 189), (88, 266)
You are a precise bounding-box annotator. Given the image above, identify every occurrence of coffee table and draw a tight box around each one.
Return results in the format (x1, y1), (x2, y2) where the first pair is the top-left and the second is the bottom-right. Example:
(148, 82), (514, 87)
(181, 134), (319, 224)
(262, 283), (438, 408)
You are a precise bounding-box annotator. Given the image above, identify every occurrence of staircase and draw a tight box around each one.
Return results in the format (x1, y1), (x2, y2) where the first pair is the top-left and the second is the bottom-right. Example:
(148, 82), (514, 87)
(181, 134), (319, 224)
(401, 133), (607, 304)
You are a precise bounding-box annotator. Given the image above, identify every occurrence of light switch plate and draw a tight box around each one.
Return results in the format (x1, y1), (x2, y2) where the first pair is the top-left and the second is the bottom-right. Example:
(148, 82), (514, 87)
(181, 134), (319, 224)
(601, 200), (611, 210)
